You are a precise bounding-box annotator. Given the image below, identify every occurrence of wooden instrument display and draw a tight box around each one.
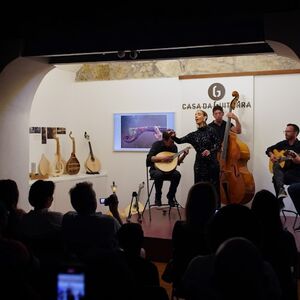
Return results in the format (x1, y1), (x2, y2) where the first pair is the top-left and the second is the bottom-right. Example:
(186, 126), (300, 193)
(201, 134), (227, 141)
(268, 149), (297, 173)
(52, 135), (65, 177)
(66, 131), (80, 175)
(154, 146), (191, 173)
(219, 91), (255, 205)
(38, 154), (51, 176)
(124, 181), (145, 217)
(84, 132), (101, 174)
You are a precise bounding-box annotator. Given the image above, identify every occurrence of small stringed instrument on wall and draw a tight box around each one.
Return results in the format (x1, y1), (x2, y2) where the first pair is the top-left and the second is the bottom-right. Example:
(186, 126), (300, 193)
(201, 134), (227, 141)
(84, 131), (101, 174)
(154, 146), (191, 173)
(52, 135), (65, 177)
(66, 131), (80, 175)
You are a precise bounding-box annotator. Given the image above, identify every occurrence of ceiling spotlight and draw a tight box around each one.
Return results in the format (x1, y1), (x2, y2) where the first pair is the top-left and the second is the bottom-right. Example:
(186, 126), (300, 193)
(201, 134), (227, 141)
(129, 50), (138, 59)
(117, 51), (126, 59)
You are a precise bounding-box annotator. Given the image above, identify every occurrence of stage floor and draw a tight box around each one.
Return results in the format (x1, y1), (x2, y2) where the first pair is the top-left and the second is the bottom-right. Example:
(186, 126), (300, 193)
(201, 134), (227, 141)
(126, 207), (300, 262)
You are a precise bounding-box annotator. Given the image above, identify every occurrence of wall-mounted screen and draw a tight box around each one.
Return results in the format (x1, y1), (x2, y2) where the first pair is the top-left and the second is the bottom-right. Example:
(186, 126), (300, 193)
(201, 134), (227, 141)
(113, 112), (175, 151)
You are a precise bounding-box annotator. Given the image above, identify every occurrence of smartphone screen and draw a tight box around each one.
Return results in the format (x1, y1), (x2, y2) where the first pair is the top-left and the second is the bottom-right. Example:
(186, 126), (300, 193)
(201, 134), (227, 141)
(99, 198), (106, 204)
(57, 267), (85, 300)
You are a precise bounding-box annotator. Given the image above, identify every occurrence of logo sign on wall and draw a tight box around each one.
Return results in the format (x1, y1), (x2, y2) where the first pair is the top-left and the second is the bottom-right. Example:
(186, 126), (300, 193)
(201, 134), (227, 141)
(208, 83), (225, 101)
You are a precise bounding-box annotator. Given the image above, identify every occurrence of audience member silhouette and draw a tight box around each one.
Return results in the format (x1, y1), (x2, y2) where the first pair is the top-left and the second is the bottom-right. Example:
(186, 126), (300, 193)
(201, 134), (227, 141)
(18, 180), (64, 300)
(183, 204), (281, 300)
(0, 179), (25, 239)
(62, 181), (122, 260)
(251, 189), (298, 300)
(0, 202), (40, 299)
(164, 181), (217, 297)
(117, 222), (160, 287)
(213, 237), (267, 300)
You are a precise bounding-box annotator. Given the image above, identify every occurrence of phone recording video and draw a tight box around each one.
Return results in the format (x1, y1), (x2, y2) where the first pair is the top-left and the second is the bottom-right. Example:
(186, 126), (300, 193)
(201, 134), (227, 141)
(99, 198), (107, 205)
(57, 266), (85, 300)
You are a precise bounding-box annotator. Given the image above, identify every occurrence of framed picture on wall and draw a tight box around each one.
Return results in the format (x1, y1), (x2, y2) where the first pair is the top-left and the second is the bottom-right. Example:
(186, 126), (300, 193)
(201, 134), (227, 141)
(113, 112), (175, 151)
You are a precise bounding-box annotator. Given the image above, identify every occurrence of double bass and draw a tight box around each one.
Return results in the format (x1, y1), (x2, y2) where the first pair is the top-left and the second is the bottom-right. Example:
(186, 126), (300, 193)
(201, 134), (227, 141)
(219, 91), (255, 205)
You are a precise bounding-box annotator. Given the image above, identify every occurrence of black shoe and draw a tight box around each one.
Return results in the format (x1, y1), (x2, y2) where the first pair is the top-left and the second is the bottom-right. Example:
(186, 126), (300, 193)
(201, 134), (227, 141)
(278, 188), (288, 199)
(168, 198), (175, 207)
(155, 200), (162, 206)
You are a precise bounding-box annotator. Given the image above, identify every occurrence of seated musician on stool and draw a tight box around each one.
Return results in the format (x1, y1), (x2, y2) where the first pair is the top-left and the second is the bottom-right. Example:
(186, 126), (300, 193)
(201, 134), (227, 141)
(266, 123), (300, 205)
(146, 131), (189, 207)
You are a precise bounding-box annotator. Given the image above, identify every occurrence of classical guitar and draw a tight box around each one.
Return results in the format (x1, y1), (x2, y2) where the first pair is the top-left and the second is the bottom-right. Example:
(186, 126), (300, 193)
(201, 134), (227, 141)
(124, 181), (145, 217)
(66, 131), (80, 175)
(268, 149), (297, 173)
(52, 135), (65, 177)
(84, 132), (101, 174)
(154, 146), (191, 173)
(38, 153), (51, 176)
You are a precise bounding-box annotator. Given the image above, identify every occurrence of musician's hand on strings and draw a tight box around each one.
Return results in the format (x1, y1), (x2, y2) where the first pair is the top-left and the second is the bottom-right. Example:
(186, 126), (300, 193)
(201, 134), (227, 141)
(269, 153), (278, 163)
(201, 149), (210, 157)
(161, 156), (173, 163)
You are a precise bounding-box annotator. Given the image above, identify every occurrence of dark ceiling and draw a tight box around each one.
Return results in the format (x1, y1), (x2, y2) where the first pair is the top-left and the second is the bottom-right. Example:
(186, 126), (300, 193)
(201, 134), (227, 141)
(1, 2), (300, 69)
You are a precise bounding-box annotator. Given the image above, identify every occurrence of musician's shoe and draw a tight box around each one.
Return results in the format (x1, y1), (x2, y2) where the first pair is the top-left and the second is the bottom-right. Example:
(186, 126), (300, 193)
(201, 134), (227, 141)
(168, 198), (176, 207)
(278, 188), (288, 199)
(155, 200), (162, 207)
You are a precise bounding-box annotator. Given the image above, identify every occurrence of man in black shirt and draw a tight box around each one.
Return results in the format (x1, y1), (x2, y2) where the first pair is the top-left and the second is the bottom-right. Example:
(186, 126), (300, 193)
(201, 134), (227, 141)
(266, 123), (300, 201)
(146, 131), (188, 206)
(208, 105), (241, 141)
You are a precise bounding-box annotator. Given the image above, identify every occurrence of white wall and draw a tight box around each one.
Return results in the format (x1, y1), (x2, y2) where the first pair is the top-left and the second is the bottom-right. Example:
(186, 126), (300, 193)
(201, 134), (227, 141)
(29, 68), (300, 213)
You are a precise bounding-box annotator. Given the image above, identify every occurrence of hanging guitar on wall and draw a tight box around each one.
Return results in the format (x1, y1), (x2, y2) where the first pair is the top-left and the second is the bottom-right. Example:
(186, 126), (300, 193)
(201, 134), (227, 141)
(66, 131), (80, 175)
(52, 135), (65, 177)
(84, 131), (101, 174)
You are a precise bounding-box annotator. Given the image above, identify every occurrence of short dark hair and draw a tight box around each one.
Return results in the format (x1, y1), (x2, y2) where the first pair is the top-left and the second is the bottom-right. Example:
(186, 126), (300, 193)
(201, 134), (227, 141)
(213, 105), (224, 114)
(28, 180), (55, 209)
(162, 131), (171, 140)
(287, 123), (299, 135)
(69, 181), (97, 214)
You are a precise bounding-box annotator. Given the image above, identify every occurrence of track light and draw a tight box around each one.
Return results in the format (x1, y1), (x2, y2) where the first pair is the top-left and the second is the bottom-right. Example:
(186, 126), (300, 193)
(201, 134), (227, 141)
(129, 50), (138, 59)
(117, 50), (126, 59)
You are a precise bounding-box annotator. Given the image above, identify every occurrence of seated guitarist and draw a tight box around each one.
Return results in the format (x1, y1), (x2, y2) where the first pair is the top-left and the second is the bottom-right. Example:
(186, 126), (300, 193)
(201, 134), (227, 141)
(266, 123), (300, 203)
(146, 131), (189, 207)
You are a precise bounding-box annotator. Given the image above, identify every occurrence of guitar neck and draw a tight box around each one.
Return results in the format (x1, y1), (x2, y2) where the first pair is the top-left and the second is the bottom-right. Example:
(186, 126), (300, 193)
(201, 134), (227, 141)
(88, 141), (95, 161)
(221, 110), (233, 160)
(172, 147), (189, 159)
(55, 137), (61, 159)
(72, 138), (76, 155)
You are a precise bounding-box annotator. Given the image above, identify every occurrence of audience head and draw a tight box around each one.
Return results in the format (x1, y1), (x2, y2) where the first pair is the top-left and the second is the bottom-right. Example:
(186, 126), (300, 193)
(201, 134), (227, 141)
(251, 189), (283, 232)
(69, 181), (97, 214)
(185, 182), (217, 229)
(28, 180), (55, 209)
(0, 202), (8, 235)
(117, 222), (144, 256)
(0, 179), (19, 211)
(214, 237), (264, 300)
(207, 204), (261, 252)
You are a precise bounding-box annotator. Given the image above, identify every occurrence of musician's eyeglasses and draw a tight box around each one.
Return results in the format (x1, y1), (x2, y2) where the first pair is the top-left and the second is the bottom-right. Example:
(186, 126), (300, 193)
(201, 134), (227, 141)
(284, 130), (294, 133)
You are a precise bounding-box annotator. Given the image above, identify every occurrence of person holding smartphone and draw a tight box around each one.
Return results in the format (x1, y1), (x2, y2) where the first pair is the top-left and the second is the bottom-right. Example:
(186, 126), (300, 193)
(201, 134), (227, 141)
(62, 181), (122, 259)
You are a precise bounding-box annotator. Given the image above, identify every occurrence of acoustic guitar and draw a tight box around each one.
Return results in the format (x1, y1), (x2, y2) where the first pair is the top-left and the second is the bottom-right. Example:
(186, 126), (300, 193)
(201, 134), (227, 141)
(84, 132), (101, 174)
(154, 146), (191, 173)
(52, 135), (65, 177)
(124, 181), (145, 217)
(66, 131), (80, 175)
(268, 149), (297, 173)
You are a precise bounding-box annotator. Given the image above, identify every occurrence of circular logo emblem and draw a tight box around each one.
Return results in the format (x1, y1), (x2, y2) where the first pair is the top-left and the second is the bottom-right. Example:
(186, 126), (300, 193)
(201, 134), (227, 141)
(208, 83), (225, 101)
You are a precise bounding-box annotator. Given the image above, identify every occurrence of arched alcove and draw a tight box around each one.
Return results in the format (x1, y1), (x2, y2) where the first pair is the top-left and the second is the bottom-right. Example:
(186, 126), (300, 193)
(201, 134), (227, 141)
(0, 58), (54, 210)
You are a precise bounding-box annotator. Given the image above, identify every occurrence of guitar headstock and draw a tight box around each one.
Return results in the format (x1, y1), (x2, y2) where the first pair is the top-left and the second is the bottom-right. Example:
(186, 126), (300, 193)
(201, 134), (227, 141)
(84, 132), (90, 141)
(69, 131), (75, 141)
(139, 182), (145, 190)
(229, 90), (239, 111)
